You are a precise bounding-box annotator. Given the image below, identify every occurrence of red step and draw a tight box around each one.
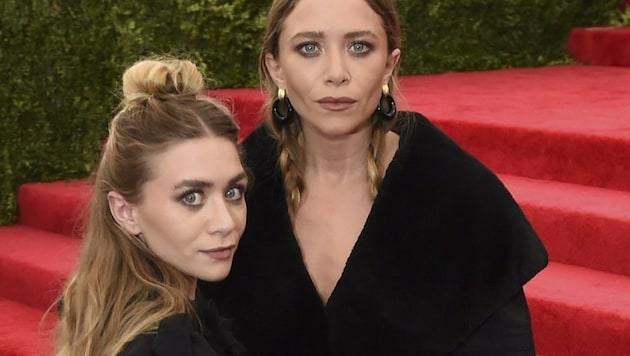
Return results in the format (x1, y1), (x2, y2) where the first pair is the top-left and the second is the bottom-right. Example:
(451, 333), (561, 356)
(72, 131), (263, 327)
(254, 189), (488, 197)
(526, 262), (630, 356)
(0, 225), (80, 310)
(0, 298), (55, 356)
(568, 27), (630, 67)
(399, 65), (630, 193)
(17, 179), (90, 237)
(500, 175), (630, 277)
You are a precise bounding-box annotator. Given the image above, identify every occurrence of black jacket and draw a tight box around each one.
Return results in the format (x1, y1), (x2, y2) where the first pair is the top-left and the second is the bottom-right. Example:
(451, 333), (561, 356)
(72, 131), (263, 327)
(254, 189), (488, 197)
(119, 299), (245, 356)
(200, 112), (548, 355)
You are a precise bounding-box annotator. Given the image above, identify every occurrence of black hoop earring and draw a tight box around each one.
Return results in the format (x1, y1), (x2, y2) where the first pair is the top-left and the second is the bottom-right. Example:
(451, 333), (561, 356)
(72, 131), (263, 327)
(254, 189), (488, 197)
(272, 88), (295, 124)
(375, 84), (396, 120)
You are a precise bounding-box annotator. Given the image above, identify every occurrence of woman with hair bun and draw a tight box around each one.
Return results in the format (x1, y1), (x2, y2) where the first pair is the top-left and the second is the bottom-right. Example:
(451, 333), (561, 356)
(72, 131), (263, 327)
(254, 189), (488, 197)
(54, 58), (248, 356)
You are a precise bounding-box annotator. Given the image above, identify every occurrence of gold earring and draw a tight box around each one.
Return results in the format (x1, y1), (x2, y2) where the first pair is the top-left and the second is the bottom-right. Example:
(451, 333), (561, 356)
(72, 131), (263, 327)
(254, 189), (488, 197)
(278, 88), (286, 100)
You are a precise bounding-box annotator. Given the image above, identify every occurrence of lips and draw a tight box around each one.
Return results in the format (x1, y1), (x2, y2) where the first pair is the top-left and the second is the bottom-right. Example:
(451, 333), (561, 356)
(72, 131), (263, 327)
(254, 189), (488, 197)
(317, 97), (357, 111)
(202, 245), (235, 260)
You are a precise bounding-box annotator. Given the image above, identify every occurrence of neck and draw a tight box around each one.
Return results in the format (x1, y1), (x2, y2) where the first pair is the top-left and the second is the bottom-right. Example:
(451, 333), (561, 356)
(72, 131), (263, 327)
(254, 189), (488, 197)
(301, 126), (372, 185)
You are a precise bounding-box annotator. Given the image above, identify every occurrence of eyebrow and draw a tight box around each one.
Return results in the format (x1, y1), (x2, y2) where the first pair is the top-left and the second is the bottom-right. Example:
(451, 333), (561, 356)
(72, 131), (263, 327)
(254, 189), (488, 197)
(173, 171), (248, 190)
(292, 30), (377, 41)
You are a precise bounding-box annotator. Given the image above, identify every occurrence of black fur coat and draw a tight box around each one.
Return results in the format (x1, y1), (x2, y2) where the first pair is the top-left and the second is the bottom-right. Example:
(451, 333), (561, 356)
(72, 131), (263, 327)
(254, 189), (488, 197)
(200, 112), (548, 355)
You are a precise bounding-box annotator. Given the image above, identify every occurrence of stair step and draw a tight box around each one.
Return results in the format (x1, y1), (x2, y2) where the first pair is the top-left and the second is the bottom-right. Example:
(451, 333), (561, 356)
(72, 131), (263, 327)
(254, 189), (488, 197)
(399, 65), (630, 193)
(17, 179), (90, 237)
(0, 298), (55, 356)
(500, 174), (630, 277)
(440, 121), (630, 193)
(0, 225), (80, 310)
(525, 262), (630, 356)
(568, 27), (630, 67)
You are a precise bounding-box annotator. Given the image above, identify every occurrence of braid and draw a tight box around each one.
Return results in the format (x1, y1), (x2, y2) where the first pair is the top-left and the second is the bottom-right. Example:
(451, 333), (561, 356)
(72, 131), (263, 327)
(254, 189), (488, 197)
(367, 127), (383, 199)
(367, 116), (389, 198)
(276, 120), (305, 221)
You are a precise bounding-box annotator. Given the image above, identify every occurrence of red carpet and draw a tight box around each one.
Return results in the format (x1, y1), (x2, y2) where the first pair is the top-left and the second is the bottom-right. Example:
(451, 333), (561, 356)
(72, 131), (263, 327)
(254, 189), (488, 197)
(2, 64), (630, 355)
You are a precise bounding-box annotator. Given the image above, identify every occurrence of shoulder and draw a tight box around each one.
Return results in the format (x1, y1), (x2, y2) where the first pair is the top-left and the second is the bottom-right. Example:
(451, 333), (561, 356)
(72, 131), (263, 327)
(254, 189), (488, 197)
(119, 314), (220, 356)
(387, 111), (522, 219)
(383, 111), (548, 282)
(390, 111), (497, 186)
(393, 111), (464, 152)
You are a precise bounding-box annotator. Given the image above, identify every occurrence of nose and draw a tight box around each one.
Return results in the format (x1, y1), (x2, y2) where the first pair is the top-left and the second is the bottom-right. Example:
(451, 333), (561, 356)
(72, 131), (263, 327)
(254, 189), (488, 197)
(207, 198), (237, 237)
(324, 49), (350, 86)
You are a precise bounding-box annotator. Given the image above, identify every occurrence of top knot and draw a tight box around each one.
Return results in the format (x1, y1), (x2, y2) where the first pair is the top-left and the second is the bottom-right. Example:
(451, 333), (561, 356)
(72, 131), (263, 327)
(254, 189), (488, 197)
(121, 59), (204, 104)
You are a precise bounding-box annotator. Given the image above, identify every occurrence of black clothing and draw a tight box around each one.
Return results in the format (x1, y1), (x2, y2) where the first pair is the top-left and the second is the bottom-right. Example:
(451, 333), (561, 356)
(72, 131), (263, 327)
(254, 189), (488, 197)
(119, 299), (245, 356)
(200, 112), (548, 355)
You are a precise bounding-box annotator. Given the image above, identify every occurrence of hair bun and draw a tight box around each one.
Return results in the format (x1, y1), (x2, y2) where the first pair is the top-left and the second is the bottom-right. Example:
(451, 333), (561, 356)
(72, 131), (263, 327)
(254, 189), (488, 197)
(122, 59), (204, 103)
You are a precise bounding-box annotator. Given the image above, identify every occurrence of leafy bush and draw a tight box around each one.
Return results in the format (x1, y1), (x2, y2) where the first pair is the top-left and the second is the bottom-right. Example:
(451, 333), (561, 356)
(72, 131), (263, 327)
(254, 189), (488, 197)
(397, 0), (619, 74)
(611, 6), (630, 25)
(0, 0), (619, 224)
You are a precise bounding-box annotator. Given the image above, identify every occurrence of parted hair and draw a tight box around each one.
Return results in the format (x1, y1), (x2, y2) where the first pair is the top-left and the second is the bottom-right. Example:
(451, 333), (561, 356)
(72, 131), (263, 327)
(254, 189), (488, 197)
(259, 0), (403, 219)
(54, 58), (241, 356)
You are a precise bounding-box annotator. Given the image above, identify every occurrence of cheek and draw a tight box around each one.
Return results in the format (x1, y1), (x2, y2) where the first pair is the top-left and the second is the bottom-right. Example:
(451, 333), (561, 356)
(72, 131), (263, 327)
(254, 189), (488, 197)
(282, 60), (316, 89)
(137, 206), (186, 246)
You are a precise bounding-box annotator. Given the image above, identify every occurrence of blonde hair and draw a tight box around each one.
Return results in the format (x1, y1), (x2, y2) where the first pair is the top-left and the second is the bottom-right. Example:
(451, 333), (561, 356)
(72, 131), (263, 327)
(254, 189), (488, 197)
(259, 0), (403, 219)
(54, 58), (242, 356)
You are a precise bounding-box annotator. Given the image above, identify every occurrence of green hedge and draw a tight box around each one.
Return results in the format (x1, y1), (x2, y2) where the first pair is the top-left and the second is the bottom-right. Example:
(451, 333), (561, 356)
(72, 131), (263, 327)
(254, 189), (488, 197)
(0, 0), (619, 225)
(398, 0), (619, 73)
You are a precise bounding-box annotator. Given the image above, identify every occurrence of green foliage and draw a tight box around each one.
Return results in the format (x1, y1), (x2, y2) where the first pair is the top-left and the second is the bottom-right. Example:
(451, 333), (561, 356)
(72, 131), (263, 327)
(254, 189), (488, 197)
(396, 0), (619, 74)
(0, 0), (620, 224)
(611, 7), (630, 25)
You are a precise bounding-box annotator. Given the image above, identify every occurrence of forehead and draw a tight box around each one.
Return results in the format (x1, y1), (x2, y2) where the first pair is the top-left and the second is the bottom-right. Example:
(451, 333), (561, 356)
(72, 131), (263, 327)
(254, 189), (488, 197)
(146, 136), (241, 184)
(283, 0), (384, 36)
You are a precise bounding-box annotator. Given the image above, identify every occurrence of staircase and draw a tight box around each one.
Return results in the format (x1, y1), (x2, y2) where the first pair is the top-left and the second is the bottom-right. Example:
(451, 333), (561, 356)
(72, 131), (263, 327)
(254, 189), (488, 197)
(1, 64), (630, 355)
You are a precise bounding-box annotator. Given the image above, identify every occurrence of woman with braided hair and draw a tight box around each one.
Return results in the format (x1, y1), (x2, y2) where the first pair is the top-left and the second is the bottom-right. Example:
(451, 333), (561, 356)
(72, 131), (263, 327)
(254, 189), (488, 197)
(201, 0), (548, 354)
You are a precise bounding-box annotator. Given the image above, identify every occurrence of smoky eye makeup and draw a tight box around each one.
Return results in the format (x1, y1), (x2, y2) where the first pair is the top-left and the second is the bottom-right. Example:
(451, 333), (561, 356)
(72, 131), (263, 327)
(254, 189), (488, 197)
(177, 189), (205, 207)
(294, 41), (321, 56)
(348, 41), (373, 55)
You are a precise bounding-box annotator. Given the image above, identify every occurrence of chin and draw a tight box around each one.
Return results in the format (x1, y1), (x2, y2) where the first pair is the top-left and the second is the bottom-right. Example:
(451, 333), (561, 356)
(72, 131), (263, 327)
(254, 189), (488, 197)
(316, 118), (370, 136)
(198, 268), (232, 283)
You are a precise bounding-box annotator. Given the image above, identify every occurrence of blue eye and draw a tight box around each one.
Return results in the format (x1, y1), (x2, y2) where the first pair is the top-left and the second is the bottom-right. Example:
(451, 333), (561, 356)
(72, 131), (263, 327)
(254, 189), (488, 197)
(226, 186), (245, 201)
(349, 41), (371, 55)
(181, 191), (203, 206)
(298, 42), (320, 56)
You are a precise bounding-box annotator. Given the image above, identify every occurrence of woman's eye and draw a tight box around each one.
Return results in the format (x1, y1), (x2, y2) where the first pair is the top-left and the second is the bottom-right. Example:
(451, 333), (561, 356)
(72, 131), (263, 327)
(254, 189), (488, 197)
(181, 191), (203, 206)
(349, 42), (371, 54)
(225, 186), (244, 201)
(298, 42), (320, 55)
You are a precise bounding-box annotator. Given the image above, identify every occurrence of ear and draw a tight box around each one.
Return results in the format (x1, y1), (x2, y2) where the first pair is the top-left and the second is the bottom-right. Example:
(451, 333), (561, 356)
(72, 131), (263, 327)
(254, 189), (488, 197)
(107, 191), (142, 235)
(383, 48), (402, 84)
(264, 52), (286, 89)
